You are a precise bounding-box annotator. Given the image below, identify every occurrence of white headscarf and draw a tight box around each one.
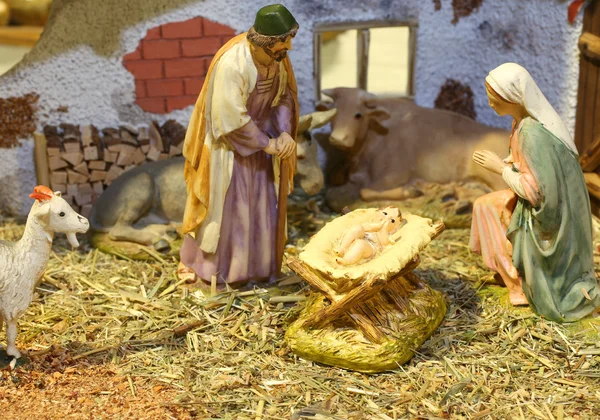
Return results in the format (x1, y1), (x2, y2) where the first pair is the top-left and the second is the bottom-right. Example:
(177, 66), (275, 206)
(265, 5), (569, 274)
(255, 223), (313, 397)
(486, 62), (578, 155)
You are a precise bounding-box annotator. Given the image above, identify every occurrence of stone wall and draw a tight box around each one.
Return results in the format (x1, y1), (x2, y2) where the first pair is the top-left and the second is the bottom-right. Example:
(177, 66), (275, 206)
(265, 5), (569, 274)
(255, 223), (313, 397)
(0, 0), (583, 215)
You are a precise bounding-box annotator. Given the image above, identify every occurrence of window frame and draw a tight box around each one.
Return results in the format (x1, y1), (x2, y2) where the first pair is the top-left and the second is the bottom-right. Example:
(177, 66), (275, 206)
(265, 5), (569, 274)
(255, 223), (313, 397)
(313, 20), (418, 101)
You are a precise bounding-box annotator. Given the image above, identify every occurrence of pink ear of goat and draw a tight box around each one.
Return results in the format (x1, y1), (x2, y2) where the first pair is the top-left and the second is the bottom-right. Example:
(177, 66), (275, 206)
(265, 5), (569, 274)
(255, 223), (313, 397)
(29, 185), (54, 202)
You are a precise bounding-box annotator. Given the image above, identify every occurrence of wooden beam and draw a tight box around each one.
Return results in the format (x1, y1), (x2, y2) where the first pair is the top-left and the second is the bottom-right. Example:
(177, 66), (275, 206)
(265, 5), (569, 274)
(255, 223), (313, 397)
(300, 258), (420, 331)
(357, 28), (370, 90)
(584, 172), (600, 200)
(0, 26), (43, 47)
(287, 257), (340, 301)
(579, 32), (600, 62)
(33, 132), (49, 187)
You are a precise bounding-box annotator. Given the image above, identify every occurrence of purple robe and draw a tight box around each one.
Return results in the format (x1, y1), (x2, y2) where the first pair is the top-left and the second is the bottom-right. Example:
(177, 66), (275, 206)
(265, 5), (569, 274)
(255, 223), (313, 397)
(180, 59), (294, 286)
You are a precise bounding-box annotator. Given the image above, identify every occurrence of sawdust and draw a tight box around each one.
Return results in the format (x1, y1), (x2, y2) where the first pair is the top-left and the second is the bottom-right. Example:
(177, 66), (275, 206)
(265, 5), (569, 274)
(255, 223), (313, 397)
(452, 0), (484, 24)
(435, 78), (477, 120)
(0, 93), (39, 148)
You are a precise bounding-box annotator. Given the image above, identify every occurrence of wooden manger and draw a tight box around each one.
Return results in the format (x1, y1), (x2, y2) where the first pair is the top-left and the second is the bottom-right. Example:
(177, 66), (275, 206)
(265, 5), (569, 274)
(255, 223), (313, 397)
(285, 209), (447, 373)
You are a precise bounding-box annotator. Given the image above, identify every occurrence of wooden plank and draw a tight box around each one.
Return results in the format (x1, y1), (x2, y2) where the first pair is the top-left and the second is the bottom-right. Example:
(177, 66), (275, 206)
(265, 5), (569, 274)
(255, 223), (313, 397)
(89, 170), (107, 182)
(149, 122), (165, 151)
(81, 126), (94, 147)
(105, 165), (124, 184)
(356, 28), (369, 90)
(50, 170), (68, 185)
(287, 258), (340, 301)
(62, 194), (74, 206)
(592, 3), (600, 158)
(579, 32), (600, 62)
(64, 142), (82, 153)
(579, 135), (600, 171)
(582, 2), (600, 155)
(146, 146), (161, 161)
(132, 147), (146, 164)
(88, 160), (106, 170)
(73, 162), (90, 176)
(300, 258), (420, 330)
(49, 156), (69, 171)
(116, 151), (135, 166)
(60, 152), (84, 167)
(107, 143), (122, 153)
(80, 204), (93, 219)
(33, 132), (50, 187)
(105, 151), (118, 163)
(347, 311), (386, 343)
(67, 184), (78, 197)
(92, 182), (104, 197)
(83, 145), (99, 161)
(47, 147), (61, 157)
(50, 183), (66, 193)
(67, 169), (88, 184)
(74, 194), (92, 206)
(0, 26), (43, 47)
(584, 172), (600, 199)
(138, 126), (150, 143)
(78, 183), (93, 196)
(169, 145), (182, 157)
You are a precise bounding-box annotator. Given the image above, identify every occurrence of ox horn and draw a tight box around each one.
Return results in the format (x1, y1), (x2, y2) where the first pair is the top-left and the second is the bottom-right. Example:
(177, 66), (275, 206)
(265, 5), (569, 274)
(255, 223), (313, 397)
(298, 114), (314, 133)
(321, 88), (335, 100)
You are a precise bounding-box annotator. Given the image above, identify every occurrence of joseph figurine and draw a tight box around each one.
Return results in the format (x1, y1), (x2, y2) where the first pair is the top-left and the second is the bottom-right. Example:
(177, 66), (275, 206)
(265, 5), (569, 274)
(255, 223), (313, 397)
(178, 4), (300, 289)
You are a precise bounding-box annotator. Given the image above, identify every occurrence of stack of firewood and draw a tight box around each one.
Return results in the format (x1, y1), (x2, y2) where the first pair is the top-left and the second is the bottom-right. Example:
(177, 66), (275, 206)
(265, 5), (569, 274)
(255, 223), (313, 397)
(42, 120), (186, 218)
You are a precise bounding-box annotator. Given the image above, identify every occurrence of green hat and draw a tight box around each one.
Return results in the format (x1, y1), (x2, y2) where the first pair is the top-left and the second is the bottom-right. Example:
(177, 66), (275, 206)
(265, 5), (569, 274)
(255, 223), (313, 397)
(253, 4), (298, 36)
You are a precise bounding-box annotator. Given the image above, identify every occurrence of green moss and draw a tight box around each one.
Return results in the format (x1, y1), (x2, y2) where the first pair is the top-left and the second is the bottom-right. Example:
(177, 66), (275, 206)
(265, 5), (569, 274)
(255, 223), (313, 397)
(90, 233), (182, 261)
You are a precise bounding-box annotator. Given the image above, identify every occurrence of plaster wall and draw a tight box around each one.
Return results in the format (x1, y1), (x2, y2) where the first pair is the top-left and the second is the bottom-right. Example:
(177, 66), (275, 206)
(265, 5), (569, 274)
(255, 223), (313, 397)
(0, 0), (583, 215)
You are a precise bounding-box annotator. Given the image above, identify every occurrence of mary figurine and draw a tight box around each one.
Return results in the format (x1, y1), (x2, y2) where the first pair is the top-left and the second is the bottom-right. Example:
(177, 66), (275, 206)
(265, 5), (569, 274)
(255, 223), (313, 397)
(470, 62), (600, 322)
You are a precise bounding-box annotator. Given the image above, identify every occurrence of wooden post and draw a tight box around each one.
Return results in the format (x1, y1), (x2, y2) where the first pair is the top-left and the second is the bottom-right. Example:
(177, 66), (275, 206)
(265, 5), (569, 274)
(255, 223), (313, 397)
(574, 1), (600, 154)
(275, 160), (289, 276)
(33, 132), (50, 187)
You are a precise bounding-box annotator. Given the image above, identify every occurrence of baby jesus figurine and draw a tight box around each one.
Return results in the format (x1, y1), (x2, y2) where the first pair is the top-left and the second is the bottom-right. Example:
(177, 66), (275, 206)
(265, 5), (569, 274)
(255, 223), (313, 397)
(334, 207), (402, 265)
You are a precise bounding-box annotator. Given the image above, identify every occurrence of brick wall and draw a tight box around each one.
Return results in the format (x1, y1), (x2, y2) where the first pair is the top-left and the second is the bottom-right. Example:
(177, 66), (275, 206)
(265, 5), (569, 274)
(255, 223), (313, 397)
(123, 17), (236, 114)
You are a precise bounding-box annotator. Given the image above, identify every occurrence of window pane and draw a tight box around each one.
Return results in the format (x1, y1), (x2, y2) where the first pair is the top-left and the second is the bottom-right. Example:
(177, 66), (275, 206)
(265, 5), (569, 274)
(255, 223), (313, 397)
(367, 27), (410, 96)
(0, 44), (30, 75)
(320, 30), (358, 96)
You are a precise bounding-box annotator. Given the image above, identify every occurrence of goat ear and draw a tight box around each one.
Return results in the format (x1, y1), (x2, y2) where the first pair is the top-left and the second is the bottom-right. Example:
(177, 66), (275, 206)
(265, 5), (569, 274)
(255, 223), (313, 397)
(35, 201), (51, 218)
(53, 191), (62, 197)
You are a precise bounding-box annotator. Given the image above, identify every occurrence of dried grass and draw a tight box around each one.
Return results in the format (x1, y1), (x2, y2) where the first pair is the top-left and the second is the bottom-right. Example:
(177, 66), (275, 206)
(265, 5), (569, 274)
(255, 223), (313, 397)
(1, 191), (599, 419)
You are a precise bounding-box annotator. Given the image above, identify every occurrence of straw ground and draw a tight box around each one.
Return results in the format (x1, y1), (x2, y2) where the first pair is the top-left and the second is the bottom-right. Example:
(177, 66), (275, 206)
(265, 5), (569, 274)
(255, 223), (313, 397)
(0, 190), (599, 419)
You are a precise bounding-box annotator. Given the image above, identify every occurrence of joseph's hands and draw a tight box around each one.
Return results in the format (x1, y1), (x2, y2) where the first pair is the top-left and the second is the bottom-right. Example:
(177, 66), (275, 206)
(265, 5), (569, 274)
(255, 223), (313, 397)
(264, 133), (295, 159)
(276, 132), (296, 160)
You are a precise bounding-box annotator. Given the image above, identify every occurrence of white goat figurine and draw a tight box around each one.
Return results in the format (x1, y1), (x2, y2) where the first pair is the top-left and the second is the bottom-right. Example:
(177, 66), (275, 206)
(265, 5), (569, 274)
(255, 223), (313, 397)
(0, 185), (89, 364)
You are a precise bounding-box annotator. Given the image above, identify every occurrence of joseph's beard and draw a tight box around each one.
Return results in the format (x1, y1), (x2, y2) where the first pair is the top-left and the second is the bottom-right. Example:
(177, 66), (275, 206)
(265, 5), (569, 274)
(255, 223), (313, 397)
(265, 48), (288, 62)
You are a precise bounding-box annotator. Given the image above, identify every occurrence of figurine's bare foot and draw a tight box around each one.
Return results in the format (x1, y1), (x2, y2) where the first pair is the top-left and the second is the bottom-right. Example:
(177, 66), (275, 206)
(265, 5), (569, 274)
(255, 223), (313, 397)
(509, 290), (529, 306)
(177, 262), (198, 284)
(6, 346), (20, 360)
(360, 188), (380, 202)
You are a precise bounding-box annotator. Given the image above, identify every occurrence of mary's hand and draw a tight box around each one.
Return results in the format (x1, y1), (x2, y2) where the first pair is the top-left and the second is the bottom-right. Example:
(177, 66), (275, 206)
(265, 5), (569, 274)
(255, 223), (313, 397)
(473, 150), (508, 175)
